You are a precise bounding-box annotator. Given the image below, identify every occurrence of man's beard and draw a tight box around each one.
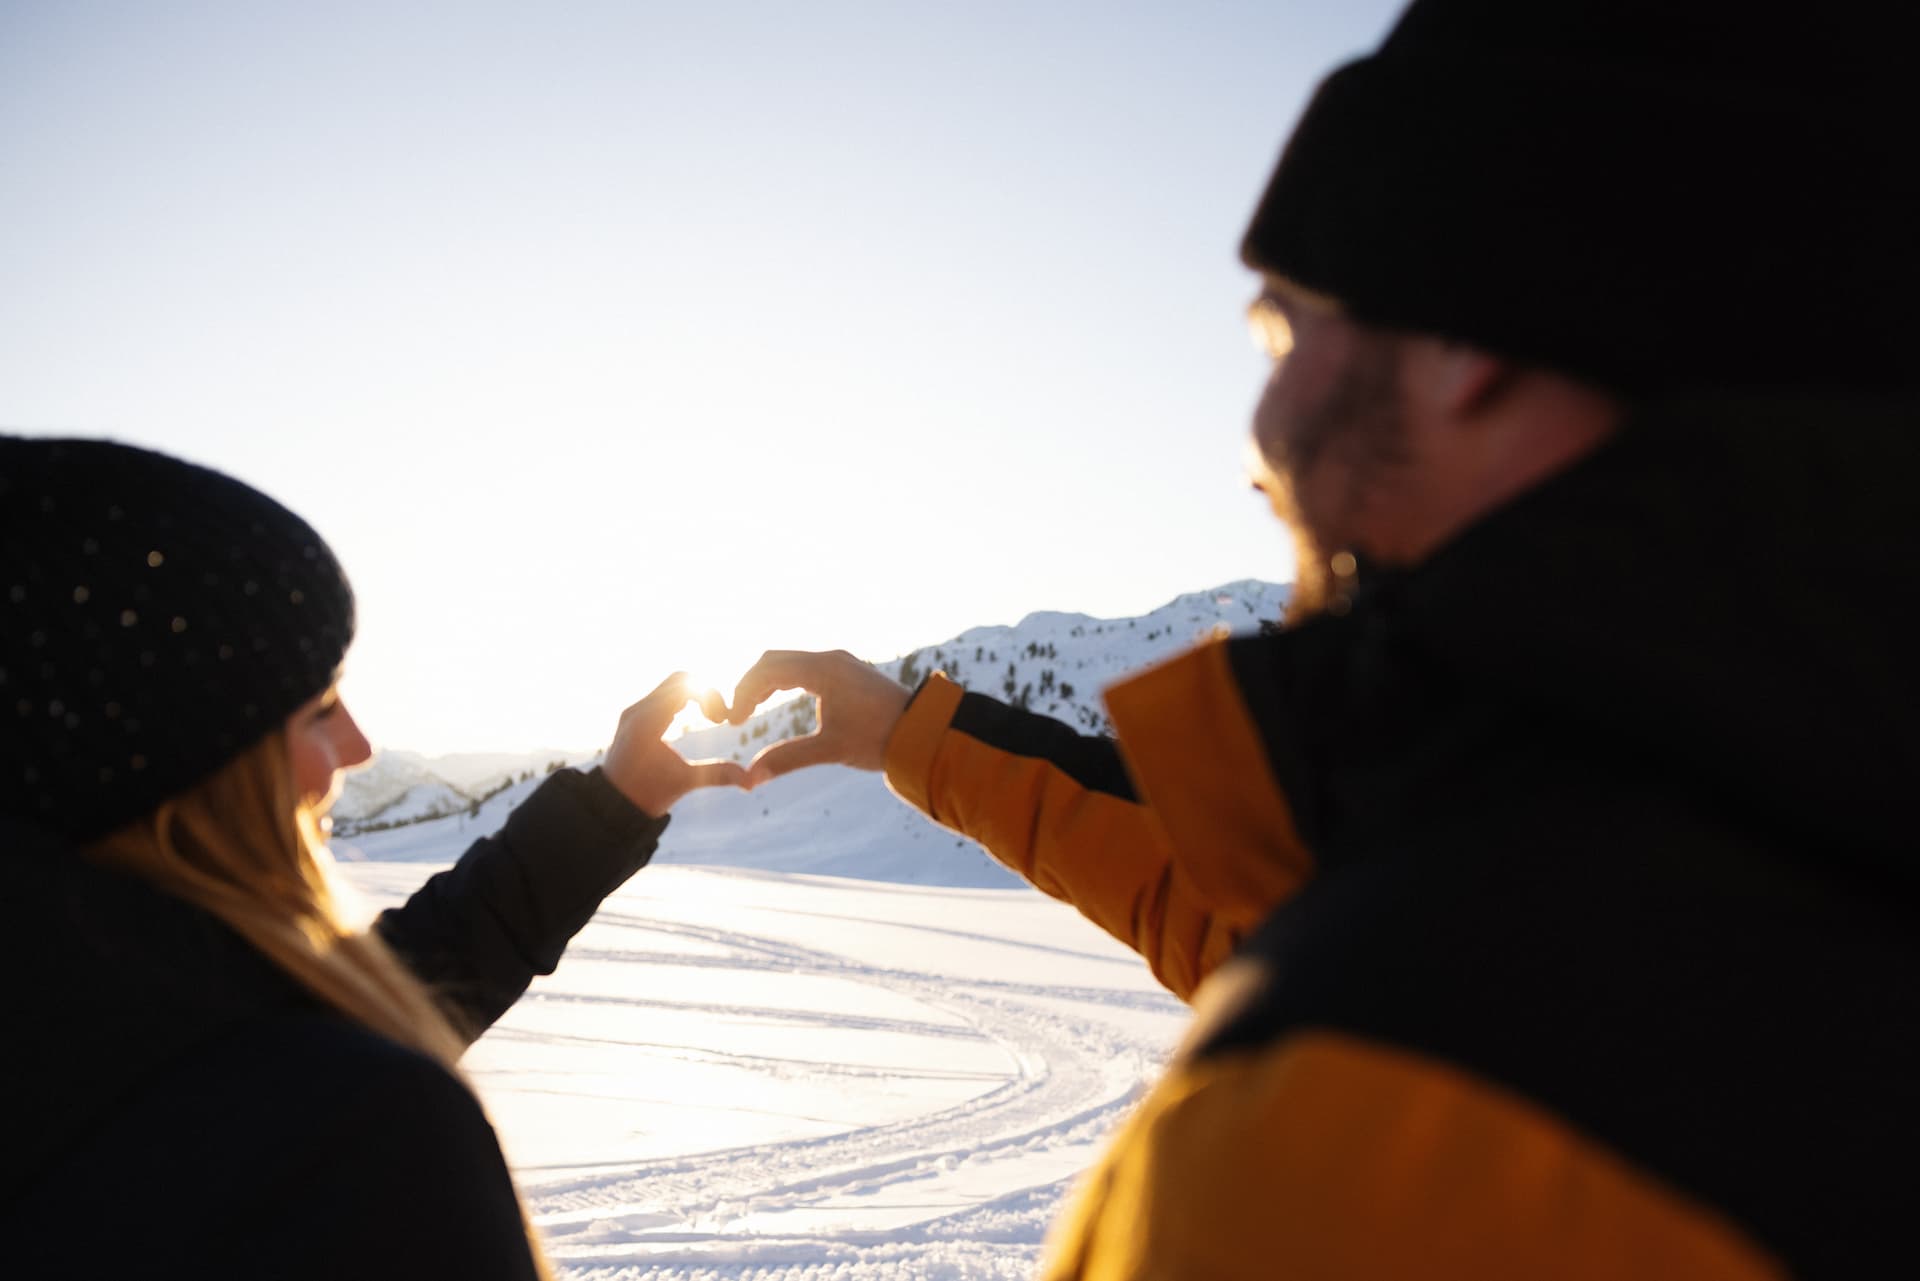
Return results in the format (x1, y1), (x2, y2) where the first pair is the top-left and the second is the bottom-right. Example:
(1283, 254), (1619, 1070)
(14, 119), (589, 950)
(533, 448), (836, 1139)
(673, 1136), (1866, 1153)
(1270, 334), (1408, 626)
(1281, 526), (1339, 624)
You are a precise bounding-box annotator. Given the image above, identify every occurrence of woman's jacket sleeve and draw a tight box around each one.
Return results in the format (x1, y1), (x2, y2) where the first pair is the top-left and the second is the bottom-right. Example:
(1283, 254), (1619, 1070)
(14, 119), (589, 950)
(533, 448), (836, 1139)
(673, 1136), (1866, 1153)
(375, 766), (667, 1043)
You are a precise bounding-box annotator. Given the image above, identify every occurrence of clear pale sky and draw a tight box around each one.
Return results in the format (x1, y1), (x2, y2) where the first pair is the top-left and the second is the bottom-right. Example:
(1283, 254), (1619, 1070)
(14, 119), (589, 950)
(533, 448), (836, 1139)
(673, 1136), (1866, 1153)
(1, 0), (1404, 755)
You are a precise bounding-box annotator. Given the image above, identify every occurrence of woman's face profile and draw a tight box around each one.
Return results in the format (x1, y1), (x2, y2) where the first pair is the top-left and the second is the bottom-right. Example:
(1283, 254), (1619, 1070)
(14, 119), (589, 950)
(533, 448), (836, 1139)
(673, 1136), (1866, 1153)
(285, 685), (372, 811)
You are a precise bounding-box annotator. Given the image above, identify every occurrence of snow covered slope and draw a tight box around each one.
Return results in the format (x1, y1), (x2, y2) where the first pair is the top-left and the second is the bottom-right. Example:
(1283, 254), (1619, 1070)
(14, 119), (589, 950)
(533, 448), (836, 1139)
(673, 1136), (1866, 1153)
(333, 752), (590, 832)
(337, 853), (1184, 1279)
(331, 753), (476, 835)
(403, 749), (584, 796)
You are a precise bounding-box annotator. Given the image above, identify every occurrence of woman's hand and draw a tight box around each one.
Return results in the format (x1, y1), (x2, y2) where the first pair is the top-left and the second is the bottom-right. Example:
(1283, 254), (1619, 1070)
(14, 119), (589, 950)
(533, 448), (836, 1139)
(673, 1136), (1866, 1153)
(602, 673), (749, 817)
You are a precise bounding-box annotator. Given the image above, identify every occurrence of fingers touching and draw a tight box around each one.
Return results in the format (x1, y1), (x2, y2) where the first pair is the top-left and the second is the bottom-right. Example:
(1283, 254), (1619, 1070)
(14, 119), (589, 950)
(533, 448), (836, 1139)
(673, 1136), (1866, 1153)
(611, 650), (909, 813)
(746, 732), (836, 788)
(685, 758), (751, 791)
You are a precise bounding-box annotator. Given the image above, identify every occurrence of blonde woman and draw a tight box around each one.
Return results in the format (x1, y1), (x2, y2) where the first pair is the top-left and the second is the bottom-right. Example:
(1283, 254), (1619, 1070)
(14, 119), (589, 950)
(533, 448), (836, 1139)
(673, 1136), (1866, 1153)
(1, 436), (743, 1278)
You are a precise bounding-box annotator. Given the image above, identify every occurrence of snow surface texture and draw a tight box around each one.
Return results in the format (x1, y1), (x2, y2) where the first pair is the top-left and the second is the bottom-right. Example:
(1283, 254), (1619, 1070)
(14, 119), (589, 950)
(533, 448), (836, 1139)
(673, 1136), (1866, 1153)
(331, 580), (1287, 1277)
(340, 854), (1184, 1279)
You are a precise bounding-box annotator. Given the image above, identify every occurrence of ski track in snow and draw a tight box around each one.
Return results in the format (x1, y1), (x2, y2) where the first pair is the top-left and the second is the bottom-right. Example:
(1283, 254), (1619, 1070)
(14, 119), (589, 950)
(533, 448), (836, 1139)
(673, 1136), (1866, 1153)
(508, 911), (1175, 1278)
(341, 845), (1182, 1281)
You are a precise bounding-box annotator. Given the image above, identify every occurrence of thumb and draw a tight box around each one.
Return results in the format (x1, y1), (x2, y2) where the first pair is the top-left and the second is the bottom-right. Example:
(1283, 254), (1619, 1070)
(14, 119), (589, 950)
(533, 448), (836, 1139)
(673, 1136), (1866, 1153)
(683, 758), (751, 791)
(746, 732), (841, 787)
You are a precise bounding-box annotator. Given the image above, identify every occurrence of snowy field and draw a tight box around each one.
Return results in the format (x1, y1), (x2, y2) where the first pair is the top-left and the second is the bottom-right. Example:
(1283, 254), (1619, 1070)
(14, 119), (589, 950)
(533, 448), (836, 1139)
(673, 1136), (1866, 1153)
(337, 798), (1184, 1280)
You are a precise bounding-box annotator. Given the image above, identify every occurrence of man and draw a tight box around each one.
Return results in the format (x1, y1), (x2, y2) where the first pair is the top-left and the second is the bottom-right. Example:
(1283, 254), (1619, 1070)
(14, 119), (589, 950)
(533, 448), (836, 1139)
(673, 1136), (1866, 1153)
(727, 2), (1918, 1276)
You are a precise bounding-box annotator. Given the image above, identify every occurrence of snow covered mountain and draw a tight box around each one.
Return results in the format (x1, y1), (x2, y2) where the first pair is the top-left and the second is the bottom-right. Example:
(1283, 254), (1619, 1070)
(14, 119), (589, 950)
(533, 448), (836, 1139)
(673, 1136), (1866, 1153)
(333, 579), (1289, 875)
(332, 753), (476, 835)
(398, 749), (587, 796)
(332, 751), (593, 834)
(675, 576), (1287, 766)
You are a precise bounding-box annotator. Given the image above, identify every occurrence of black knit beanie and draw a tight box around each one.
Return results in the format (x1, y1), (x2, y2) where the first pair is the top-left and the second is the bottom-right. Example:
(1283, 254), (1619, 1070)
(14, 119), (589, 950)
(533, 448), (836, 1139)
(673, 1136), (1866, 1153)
(1242, 0), (1918, 396)
(1, 437), (356, 843)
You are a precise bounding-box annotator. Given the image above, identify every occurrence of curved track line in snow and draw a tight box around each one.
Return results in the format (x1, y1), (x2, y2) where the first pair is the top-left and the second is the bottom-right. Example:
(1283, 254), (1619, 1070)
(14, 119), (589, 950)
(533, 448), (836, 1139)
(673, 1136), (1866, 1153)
(513, 913), (1178, 1279)
(511, 989), (989, 1041)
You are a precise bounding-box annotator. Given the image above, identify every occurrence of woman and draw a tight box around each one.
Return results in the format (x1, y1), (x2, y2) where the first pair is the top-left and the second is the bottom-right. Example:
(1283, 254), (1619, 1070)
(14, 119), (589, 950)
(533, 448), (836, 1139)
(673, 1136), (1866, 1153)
(0, 436), (744, 1277)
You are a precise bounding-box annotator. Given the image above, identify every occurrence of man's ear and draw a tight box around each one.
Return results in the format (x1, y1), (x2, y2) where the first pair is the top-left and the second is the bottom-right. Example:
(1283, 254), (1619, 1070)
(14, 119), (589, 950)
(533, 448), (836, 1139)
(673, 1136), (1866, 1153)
(1405, 338), (1511, 417)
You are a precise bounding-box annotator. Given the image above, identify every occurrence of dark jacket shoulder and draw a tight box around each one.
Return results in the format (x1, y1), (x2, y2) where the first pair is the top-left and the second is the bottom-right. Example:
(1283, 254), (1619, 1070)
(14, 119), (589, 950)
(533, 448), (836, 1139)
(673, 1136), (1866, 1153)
(2, 766), (662, 1274)
(13, 1007), (540, 1279)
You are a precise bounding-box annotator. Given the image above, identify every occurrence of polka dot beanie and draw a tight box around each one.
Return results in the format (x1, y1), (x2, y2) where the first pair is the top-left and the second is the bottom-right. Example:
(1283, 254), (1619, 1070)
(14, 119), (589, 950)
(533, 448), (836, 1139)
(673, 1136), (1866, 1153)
(1, 436), (356, 843)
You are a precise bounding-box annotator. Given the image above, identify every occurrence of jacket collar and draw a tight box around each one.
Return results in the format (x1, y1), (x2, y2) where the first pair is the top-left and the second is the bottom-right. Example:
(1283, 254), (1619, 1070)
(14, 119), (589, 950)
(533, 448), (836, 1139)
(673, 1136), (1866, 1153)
(1119, 394), (1920, 894)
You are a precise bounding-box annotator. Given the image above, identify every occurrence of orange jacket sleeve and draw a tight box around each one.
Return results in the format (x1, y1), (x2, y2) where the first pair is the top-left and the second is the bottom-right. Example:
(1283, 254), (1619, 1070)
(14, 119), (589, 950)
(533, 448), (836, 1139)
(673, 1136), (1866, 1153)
(883, 668), (1304, 1001)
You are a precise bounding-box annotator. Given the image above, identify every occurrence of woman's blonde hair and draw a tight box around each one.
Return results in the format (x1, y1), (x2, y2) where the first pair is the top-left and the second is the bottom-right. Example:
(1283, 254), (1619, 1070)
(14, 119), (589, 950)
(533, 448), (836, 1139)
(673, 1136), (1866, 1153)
(84, 731), (554, 1277)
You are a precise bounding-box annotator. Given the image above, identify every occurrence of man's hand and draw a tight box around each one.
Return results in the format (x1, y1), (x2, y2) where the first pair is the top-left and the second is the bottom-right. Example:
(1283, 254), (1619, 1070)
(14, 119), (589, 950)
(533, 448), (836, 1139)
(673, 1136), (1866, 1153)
(603, 673), (750, 817)
(726, 650), (912, 786)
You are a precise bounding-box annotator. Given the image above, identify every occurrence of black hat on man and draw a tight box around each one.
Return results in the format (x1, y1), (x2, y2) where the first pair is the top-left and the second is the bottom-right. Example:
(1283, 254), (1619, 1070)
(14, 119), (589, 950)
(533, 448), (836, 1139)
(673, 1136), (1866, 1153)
(1242, 0), (1918, 396)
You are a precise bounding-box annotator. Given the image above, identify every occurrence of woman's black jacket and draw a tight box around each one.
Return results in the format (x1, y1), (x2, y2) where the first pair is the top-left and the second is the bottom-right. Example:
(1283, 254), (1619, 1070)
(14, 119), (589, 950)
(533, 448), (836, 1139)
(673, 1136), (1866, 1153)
(1, 766), (667, 1279)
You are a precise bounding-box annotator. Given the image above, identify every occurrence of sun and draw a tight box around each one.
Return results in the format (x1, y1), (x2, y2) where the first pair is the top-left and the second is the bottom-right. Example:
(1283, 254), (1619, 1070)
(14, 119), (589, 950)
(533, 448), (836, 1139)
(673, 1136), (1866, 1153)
(650, 642), (820, 743)
(660, 653), (764, 741)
